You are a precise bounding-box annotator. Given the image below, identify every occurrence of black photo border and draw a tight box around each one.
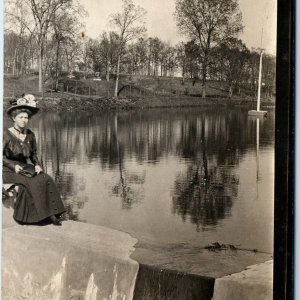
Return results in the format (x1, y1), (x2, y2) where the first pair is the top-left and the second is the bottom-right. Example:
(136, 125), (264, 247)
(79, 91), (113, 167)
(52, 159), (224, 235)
(274, 0), (294, 299)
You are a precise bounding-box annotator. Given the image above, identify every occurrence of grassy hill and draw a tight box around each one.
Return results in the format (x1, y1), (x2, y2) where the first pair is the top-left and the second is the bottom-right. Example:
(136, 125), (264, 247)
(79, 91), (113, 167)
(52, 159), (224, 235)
(3, 74), (241, 98)
(3, 74), (274, 113)
(128, 75), (229, 97)
(4, 75), (115, 98)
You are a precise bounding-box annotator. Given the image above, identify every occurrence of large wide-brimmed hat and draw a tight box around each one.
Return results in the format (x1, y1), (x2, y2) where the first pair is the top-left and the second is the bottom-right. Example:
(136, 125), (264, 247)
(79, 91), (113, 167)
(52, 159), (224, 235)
(7, 94), (39, 117)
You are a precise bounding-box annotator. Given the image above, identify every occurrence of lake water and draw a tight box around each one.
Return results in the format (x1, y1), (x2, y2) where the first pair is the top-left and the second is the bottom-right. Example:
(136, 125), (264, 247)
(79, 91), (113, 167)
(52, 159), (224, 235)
(17, 107), (274, 254)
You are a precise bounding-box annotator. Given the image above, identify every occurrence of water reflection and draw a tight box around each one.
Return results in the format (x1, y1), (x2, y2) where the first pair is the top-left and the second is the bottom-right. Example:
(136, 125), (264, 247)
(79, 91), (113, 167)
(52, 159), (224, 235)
(255, 117), (261, 182)
(172, 117), (239, 230)
(110, 114), (146, 208)
(3, 108), (274, 241)
(172, 164), (237, 231)
(247, 116), (266, 201)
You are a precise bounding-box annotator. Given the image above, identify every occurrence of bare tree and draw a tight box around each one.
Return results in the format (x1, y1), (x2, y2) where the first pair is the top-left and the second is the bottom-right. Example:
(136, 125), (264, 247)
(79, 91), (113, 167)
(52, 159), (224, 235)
(247, 51), (260, 96)
(212, 38), (249, 98)
(176, 42), (188, 79)
(25, 0), (74, 92)
(151, 37), (163, 76)
(110, 0), (147, 97)
(63, 37), (82, 73)
(5, 0), (36, 75)
(4, 31), (19, 74)
(51, 8), (84, 90)
(86, 38), (101, 72)
(163, 44), (178, 76)
(174, 0), (243, 98)
(261, 54), (276, 98)
(184, 40), (201, 79)
(125, 37), (148, 75)
(98, 32), (119, 81)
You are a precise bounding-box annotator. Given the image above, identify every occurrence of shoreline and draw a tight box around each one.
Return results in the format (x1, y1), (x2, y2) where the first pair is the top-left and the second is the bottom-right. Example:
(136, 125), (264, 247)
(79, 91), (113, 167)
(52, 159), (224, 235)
(3, 93), (275, 113)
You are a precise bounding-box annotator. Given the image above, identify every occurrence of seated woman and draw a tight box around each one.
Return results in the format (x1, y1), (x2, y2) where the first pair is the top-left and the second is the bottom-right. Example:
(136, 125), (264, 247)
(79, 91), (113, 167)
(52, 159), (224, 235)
(3, 95), (65, 225)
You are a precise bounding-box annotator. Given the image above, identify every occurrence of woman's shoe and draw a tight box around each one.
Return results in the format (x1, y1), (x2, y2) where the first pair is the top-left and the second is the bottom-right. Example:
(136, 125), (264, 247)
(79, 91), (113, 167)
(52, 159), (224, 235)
(50, 215), (62, 226)
(53, 219), (62, 226)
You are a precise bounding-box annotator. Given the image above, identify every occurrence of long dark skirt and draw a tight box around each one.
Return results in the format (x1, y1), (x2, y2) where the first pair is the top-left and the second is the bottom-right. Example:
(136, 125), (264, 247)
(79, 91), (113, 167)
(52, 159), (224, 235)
(3, 168), (65, 224)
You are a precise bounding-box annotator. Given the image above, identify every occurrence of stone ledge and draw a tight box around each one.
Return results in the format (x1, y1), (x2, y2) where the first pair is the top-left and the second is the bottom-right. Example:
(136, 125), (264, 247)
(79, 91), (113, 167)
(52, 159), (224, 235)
(2, 205), (273, 300)
(212, 260), (273, 300)
(2, 220), (139, 300)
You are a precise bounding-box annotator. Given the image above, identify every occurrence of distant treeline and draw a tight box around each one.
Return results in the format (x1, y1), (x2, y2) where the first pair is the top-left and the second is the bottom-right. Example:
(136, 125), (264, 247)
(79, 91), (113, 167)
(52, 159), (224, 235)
(4, 0), (275, 98)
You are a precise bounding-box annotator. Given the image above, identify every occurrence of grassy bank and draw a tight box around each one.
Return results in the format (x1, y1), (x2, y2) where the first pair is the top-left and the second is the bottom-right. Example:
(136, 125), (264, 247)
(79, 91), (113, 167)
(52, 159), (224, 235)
(3, 94), (274, 114)
(3, 75), (275, 112)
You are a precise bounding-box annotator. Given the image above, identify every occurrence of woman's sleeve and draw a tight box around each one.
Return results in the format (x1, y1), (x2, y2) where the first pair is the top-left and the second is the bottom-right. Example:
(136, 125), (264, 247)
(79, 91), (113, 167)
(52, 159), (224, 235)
(30, 132), (41, 166)
(3, 131), (18, 171)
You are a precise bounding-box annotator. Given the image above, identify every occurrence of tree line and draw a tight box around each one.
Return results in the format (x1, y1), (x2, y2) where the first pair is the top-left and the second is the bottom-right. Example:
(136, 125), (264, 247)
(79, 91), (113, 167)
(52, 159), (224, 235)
(4, 0), (275, 98)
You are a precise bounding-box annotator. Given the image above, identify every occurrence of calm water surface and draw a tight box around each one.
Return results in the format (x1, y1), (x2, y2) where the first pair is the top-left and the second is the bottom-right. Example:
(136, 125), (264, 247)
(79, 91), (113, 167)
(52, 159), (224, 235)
(21, 107), (274, 253)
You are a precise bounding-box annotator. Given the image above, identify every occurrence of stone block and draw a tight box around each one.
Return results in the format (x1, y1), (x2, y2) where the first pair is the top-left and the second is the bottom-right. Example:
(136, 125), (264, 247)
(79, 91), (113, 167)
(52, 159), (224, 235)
(2, 221), (139, 300)
(212, 260), (273, 300)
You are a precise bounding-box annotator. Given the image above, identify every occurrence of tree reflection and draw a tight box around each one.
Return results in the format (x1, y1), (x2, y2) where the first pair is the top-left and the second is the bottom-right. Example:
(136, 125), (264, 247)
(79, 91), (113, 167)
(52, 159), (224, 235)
(172, 164), (238, 231)
(172, 117), (239, 230)
(36, 115), (90, 221)
(111, 114), (145, 209)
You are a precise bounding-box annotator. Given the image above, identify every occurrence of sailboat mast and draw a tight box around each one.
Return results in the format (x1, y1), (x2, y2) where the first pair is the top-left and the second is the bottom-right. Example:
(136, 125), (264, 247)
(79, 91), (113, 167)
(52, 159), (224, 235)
(247, 27), (267, 116)
(257, 50), (263, 111)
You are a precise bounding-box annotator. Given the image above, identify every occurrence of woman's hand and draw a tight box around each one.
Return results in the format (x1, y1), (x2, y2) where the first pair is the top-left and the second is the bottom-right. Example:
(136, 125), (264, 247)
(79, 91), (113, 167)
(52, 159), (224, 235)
(35, 165), (43, 174)
(15, 165), (23, 173)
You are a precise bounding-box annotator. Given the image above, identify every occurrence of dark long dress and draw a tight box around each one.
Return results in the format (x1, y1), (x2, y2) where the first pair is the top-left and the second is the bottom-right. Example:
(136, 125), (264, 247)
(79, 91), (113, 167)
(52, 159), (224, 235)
(3, 128), (65, 223)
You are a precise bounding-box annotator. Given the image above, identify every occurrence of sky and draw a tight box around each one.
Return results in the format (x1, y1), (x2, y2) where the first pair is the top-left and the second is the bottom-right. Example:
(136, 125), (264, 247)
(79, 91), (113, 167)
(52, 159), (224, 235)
(80, 0), (277, 55)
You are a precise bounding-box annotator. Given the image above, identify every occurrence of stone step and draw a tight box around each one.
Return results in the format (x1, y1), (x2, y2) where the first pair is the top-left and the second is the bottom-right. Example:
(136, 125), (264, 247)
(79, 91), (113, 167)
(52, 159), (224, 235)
(2, 206), (273, 300)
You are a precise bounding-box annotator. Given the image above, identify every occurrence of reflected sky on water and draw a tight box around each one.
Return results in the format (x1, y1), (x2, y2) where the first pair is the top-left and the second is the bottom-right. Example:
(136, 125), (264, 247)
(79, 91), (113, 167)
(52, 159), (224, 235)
(5, 107), (274, 253)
